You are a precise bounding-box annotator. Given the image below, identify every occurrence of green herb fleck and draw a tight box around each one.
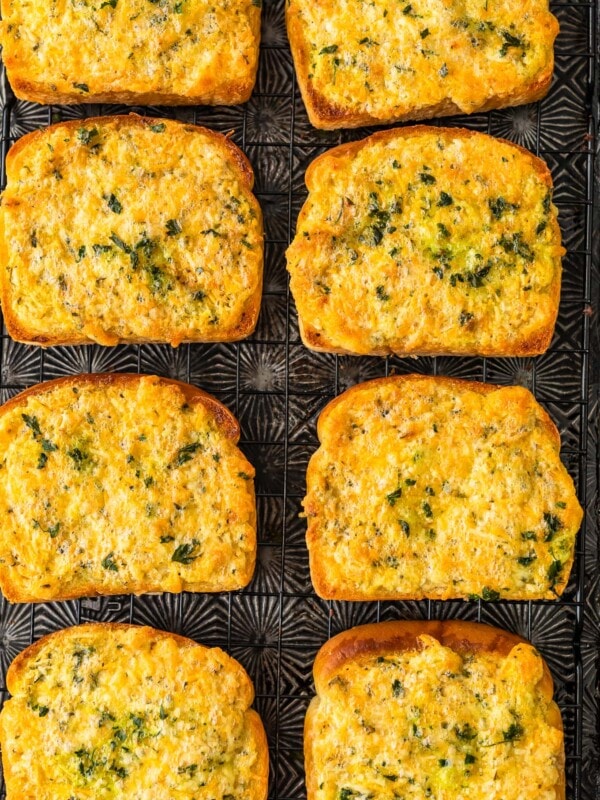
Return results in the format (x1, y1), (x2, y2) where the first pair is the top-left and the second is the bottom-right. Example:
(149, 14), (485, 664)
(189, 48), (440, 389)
(502, 722), (524, 742)
(517, 554), (537, 567)
(22, 414), (42, 438)
(105, 194), (122, 214)
(547, 559), (563, 589)
(166, 219), (182, 236)
(172, 442), (202, 467)
(172, 541), (200, 565)
(386, 488), (402, 506)
(67, 447), (92, 471)
(101, 553), (119, 571)
(77, 127), (99, 145)
(319, 45), (339, 54)
(521, 531), (537, 541)
(481, 586), (500, 602)
(543, 512), (563, 541)
(489, 196), (519, 220)
(455, 723), (477, 740)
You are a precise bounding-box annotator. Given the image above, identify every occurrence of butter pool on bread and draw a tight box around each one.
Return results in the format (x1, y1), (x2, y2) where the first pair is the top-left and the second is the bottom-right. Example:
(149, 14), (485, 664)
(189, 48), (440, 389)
(0, 374), (256, 602)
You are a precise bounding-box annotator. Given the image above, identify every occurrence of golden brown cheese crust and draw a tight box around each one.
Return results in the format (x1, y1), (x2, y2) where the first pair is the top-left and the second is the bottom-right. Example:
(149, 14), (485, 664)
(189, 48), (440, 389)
(306, 621), (565, 800)
(287, 0), (558, 129)
(305, 375), (583, 601)
(0, 374), (257, 602)
(0, 0), (260, 105)
(287, 126), (562, 357)
(0, 623), (269, 800)
(0, 115), (263, 347)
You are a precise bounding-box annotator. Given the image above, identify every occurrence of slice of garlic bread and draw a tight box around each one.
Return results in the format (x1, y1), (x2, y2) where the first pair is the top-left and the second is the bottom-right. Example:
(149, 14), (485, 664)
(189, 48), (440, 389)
(0, 0), (261, 105)
(306, 620), (565, 800)
(287, 0), (558, 129)
(0, 374), (256, 602)
(305, 375), (582, 600)
(0, 116), (263, 347)
(0, 624), (269, 800)
(287, 126), (562, 357)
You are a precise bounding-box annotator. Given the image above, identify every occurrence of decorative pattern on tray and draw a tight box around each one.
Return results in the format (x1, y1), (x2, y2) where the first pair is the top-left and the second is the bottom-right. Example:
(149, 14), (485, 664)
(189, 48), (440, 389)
(0, 0), (598, 797)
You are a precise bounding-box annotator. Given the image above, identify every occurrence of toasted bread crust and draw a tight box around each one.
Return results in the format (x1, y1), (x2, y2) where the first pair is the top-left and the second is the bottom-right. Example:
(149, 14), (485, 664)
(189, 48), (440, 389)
(1, 623), (269, 800)
(306, 375), (582, 601)
(288, 126), (562, 357)
(0, 374), (257, 602)
(0, 115), (264, 348)
(0, 1), (261, 106)
(286, 0), (557, 129)
(306, 620), (564, 800)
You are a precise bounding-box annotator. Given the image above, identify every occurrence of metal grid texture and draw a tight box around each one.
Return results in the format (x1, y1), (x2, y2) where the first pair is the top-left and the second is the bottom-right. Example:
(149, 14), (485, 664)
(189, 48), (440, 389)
(0, 0), (598, 797)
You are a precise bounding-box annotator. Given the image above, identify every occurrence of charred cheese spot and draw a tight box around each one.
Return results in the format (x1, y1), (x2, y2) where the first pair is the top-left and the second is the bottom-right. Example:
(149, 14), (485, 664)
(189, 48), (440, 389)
(0, 117), (263, 346)
(0, 376), (256, 601)
(0, 0), (260, 105)
(308, 636), (563, 800)
(0, 625), (267, 800)
(288, 0), (557, 126)
(287, 128), (562, 356)
(305, 377), (582, 600)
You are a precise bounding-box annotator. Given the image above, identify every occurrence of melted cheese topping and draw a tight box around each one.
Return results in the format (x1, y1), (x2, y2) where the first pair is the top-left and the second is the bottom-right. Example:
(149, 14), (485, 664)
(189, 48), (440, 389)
(288, 0), (557, 123)
(0, 0), (260, 103)
(305, 378), (582, 599)
(308, 636), (563, 800)
(0, 625), (265, 799)
(287, 130), (562, 356)
(0, 118), (263, 346)
(0, 377), (256, 601)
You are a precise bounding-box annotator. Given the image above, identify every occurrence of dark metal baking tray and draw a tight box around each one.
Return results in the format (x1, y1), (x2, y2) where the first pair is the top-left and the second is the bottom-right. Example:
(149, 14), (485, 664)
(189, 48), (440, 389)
(0, 0), (598, 796)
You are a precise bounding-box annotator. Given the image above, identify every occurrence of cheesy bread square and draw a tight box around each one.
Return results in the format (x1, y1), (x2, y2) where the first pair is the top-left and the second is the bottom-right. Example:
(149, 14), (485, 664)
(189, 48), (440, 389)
(306, 620), (565, 800)
(0, 374), (257, 602)
(304, 375), (582, 601)
(0, 0), (261, 105)
(0, 624), (269, 800)
(287, 0), (558, 129)
(287, 126), (562, 357)
(0, 116), (263, 347)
